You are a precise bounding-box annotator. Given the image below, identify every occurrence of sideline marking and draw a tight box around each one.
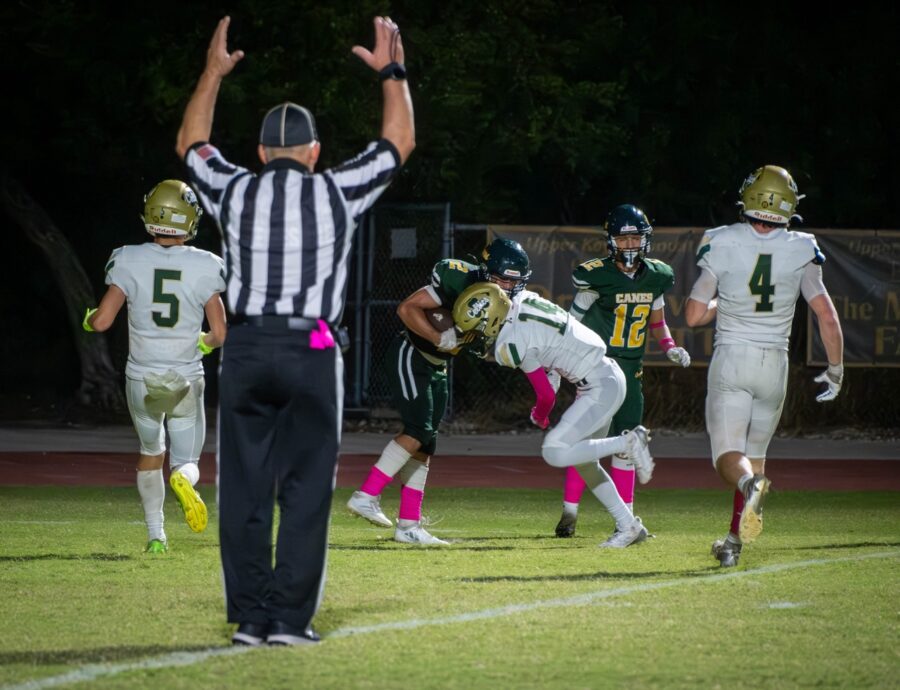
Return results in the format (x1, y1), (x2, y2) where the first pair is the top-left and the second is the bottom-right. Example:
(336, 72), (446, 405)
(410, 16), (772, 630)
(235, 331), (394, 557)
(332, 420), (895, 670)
(4, 550), (897, 690)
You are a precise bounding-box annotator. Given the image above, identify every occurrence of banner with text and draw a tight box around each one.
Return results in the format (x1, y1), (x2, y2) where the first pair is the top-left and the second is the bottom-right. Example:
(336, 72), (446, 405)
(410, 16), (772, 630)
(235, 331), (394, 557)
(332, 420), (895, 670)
(488, 225), (900, 368)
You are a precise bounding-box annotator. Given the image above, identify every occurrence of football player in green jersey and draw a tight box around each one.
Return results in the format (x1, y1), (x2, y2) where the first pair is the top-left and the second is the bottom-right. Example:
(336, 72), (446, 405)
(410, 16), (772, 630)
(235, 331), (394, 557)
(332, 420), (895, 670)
(555, 204), (691, 537)
(348, 238), (531, 545)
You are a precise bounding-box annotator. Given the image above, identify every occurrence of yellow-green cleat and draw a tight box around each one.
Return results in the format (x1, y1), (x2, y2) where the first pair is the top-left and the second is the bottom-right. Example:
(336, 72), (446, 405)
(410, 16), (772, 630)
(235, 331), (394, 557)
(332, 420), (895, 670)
(170, 471), (208, 533)
(145, 539), (168, 554)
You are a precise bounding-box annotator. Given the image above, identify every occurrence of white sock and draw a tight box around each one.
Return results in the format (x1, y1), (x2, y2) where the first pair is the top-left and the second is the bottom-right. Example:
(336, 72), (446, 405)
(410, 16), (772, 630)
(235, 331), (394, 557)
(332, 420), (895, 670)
(547, 435), (629, 466)
(562, 501), (579, 516)
(137, 469), (166, 541)
(398, 459), (429, 490)
(397, 518), (418, 529)
(737, 474), (754, 496)
(374, 440), (413, 478)
(590, 480), (633, 531)
(172, 462), (199, 486)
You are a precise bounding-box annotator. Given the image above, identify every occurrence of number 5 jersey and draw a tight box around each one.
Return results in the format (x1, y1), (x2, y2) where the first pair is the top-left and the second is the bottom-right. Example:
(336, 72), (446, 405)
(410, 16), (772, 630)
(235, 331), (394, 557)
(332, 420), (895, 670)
(105, 243), (226, 379)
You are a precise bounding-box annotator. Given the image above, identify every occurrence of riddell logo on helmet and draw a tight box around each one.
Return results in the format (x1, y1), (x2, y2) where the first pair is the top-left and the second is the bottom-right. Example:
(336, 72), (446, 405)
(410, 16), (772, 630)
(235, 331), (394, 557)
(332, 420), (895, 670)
(147, 224), (185, 236)
(504, 270), (522, 277)
(620, 224), (639, 233)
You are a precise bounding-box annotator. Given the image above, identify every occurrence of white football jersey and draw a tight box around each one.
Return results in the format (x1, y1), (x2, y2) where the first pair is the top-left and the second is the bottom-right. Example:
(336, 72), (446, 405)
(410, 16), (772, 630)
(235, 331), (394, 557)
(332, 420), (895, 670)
(105, 243), (226, 379)
(697, 222), (824, 349)
(494, 290), (612, 383)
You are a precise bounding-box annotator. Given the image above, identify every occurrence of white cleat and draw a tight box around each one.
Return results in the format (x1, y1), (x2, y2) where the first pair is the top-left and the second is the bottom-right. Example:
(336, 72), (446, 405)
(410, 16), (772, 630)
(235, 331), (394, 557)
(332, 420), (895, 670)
(598, 516), (649, 549)
(394, 522), (449, 546)
(625, 426), (654, 484)
(347, 491), (393, 528)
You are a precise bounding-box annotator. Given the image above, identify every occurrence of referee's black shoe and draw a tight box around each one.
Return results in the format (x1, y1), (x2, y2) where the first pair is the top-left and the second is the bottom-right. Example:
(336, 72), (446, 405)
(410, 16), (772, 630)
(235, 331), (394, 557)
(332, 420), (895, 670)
(232, 622), (268, 646)
(267, 620), (321, 646)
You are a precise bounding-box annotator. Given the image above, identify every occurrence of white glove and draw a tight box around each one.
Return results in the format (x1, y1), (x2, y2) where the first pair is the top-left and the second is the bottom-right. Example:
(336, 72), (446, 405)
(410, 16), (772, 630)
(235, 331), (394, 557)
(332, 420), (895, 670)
(666, 346), (691, 368)
(529, 407), (549, 430)
(814, 364), (843, 403)
(546, 369), (561, 393)
(437, 328), (458, 351)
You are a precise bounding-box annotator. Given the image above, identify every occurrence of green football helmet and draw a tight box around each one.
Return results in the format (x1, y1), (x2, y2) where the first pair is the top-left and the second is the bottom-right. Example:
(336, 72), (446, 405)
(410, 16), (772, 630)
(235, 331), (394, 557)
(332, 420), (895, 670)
(605, 204), (652, 271)
(738, 165), (804, 226)
(481, 237), (531, 296)
(453, 282), (512, 339)
(141, 180), (203, 240)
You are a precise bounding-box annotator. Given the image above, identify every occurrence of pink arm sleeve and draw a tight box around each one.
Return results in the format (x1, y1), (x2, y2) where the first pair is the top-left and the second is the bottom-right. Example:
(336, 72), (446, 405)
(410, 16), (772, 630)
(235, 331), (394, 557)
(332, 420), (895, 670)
(525, 368), (556, 421)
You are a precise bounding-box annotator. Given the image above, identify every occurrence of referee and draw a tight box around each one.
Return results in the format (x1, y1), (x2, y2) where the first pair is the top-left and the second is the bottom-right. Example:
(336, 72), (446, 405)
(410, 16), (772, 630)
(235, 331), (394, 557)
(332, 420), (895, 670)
(175, 16), (414, 646)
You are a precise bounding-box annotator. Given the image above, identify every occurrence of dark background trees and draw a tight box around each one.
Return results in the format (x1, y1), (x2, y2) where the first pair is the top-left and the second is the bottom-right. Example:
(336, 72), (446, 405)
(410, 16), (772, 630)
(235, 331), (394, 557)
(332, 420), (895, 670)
(1, 1), (897, 423)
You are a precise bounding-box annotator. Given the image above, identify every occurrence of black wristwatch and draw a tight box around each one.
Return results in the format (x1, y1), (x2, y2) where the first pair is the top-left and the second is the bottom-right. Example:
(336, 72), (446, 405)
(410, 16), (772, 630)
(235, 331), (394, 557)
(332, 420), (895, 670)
(379, 62), (407, 81)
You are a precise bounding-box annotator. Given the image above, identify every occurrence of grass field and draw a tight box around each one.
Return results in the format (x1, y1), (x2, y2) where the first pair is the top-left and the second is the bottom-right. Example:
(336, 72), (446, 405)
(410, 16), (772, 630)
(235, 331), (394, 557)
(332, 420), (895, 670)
(1, 486), (898, 689)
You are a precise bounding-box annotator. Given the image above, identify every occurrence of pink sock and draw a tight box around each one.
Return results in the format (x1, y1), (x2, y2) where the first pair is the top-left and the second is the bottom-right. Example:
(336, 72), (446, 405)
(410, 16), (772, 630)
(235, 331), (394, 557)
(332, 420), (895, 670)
(360, 467), (393, 497)
(730, 489), (745, 536)
(609, 465), (635, 505)
(398, 485), (424, 521)
(563, 466), (587, 503)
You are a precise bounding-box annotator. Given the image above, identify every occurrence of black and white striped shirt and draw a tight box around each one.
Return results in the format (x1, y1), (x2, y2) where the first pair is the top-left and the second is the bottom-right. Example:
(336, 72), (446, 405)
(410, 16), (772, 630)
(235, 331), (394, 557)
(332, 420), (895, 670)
(185, 139), (400, 322)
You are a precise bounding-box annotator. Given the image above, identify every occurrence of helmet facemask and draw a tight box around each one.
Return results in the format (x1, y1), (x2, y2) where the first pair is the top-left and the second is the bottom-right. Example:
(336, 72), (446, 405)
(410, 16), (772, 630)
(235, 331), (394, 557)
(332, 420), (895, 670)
(481, 238), (532, 297)
(604, 204), (653, 272)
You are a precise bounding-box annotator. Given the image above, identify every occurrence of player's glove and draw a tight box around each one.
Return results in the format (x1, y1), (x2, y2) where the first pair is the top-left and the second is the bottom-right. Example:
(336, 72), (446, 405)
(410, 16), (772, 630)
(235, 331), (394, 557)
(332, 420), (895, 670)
(814, 363), (843, 403)
(82, 307), (98, 332)
(198, 332), (215, 356)
(666, 346), (691, 368)
(529, 407), (549, 430)
(546, 368), (561, 394)
(437, 328), (458, 351)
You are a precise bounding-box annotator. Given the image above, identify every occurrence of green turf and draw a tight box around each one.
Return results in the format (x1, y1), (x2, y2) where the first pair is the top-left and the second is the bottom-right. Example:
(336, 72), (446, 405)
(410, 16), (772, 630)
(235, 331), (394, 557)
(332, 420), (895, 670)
(0, 486), (897, 689)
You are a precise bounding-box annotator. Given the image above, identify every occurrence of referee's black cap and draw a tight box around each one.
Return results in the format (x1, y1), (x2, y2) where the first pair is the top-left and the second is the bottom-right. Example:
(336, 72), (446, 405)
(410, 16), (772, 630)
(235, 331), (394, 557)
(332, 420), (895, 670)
(259, 102), (318, 147)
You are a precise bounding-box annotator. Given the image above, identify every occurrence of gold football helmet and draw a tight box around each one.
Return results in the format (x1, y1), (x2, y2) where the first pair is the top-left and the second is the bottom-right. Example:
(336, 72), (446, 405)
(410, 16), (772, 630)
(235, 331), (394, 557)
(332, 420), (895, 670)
(738, 165), (804, 225)
(452, 282), (512, 338)
(141, 180), (203, 240)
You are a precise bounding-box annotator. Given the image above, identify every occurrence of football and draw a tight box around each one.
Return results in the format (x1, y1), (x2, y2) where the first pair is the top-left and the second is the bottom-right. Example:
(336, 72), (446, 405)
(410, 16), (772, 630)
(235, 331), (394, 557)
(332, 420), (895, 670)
(425, 307), (455, 332)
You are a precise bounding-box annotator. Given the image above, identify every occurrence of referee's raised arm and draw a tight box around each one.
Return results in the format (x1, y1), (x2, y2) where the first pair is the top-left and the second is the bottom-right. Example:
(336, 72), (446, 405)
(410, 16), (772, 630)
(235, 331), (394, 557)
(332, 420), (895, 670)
(351, 16), (415, 163)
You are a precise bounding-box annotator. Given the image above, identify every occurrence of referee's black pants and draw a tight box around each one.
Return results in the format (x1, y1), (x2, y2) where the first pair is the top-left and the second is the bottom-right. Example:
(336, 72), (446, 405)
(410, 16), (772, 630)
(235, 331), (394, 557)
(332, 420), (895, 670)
(217, 324), (342, 631)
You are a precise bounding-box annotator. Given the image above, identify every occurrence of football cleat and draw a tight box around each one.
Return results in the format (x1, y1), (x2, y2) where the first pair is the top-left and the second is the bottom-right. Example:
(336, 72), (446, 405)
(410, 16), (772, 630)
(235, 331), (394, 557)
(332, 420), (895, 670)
(598, 517), (648, 549)
(347, 491), (393, 528)
(170, 471), (208, 533)
(394, 522), (449, 546)
(711, 539), (742, 568)
(555, 511), (577, 538)
(625, 426), (654, 484)
(739, 474), (771, 543)
(144, 539), (168, 554)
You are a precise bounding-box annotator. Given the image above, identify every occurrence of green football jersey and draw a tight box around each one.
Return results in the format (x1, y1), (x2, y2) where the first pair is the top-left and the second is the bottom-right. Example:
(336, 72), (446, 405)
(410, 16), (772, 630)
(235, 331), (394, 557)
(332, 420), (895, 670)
(571, 257), (675, 361)
(406, 258), (485, 361)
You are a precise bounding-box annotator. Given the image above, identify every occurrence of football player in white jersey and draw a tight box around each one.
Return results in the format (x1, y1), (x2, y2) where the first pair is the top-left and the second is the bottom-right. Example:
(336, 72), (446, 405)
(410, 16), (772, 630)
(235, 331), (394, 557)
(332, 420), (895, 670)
(453, 283), (654, 548)
(685, 165), (844, 567)
(83, 180), (227, 553)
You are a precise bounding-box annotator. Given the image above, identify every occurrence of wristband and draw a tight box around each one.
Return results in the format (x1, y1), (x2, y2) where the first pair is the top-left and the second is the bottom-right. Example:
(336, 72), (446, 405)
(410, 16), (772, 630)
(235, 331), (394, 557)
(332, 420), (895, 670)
(648, 320), (666, 330)
(379, 62), (407, 81)
(83, 307), (98, 333)
(198, 332), (215, 356)
(659, 337), (676, 353)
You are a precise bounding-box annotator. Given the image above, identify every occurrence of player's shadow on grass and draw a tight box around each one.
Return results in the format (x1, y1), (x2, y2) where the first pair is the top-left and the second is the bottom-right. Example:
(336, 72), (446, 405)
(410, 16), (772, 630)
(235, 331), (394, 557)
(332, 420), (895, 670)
(462, 569), (708, 583)
(0, 553), (132, 562)
(331, 544), (520, 551)
(0, 644), (220, 666)
(783, 541), (900, 551)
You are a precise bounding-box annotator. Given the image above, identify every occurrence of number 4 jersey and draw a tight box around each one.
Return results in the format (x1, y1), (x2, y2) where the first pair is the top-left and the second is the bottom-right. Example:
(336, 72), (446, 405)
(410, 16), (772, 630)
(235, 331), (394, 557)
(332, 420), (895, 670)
(105, 243), (226, 379)
(494, 290), (613, 384)
(696, 222), (824, 350)
(572, 257), (675, 363)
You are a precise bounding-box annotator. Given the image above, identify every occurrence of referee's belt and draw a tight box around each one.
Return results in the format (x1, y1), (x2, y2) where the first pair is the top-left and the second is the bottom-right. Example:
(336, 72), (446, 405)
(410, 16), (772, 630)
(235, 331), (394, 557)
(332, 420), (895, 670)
(231, 315), (322, 331)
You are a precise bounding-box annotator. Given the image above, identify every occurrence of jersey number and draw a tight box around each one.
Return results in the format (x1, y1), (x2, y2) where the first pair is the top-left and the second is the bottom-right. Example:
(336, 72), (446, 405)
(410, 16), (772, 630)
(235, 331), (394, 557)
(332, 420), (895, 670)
(152, 269), (182, 327)
(748, 254), (775, 312)
(518, 297), (567, 334)
(609, 304), (651, 348)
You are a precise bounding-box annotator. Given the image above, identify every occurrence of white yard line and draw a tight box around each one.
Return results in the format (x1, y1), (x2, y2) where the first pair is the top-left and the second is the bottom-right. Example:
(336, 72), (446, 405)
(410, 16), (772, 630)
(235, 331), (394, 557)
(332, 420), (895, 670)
(4, 550), (897, 690)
